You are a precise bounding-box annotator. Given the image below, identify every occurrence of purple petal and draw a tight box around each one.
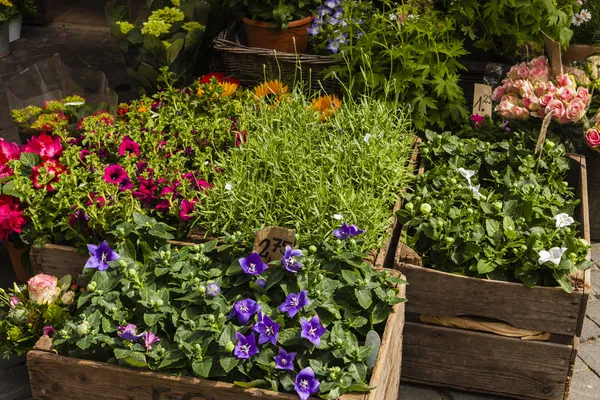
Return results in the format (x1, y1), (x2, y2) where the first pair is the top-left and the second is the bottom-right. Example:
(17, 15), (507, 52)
(84, 257), (102, 270)
(87, 244), (99, 256)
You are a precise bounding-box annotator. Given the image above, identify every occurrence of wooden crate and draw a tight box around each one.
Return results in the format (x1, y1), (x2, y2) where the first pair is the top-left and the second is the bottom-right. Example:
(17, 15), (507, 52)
(395, 154), (591, 400)
(27, 272), (405, 400)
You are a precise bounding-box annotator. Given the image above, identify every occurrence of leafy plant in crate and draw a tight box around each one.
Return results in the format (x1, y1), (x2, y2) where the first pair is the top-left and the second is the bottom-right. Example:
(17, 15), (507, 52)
(53, 213), (406, 399)
(106, 0), (225, 93)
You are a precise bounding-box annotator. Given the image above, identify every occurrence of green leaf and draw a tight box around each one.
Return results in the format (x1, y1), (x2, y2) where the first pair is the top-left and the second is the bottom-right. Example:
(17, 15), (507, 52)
(234, 379), (268, 388)
(158, 349), (185, 369)
(355, 289), (372, 309)
(485, 219), (501, 238)
(114, 348), (133, 359)
(266, 268), (285, 289)
(319, 298), (341, 319)
(348, 316), (368, 328)
(553, 270), (572, 293)
(166, 38), (184, 64)
(2, 180), (16, 196)
(58, 275), (72, 291)
(192, 358), (213, 378)
(218, 324), (237, 347)
(20, 152), (42, 168)
(124, 351), (148, 368)
(341, 270), (361, 285)
(76, 336), (94, 350)
(476, 259), (495, 274)
(144, 313), (162, 327)
(219, 356), (239, 373)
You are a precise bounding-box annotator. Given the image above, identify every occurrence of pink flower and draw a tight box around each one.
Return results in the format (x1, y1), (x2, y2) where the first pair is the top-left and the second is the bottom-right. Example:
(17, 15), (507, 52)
(545, 99), (566, 120)
(103, 164), (128, 184)
(556, 74), (574, 88)
(531, 56), (549, 69)
(470, 114), (485, 126)
(546, 82), (558, 93)
(0, 164), (14, 180)
(529, 66), (549, 83)
(558, 87), (575, 102)
(586, 128), (600, 148)
(517, 64), (530, 79)
(510, 106), (529, 120)
(0, 195), (27, 240)
(86, 193), (106, 207)
(539, 93), (555, 108)
(30, 159), (66, 192)
(519, 80), (534, 97)
(577, 87), (591, 105)
(522, 96), (539, 111)
(566, 99), (586, 122)
(27, 274), (61, 304)
(21, 134), (63, 161)
(534, 81), (548, 97)
(0, 139), (20, 165)
(235, 131), (248, 147)
(180, 199), (197, 221)
(507, 66), (519, 80)
(42, 325), (56, 338)
(492, 86), (505, 102)
(118, 136), (141, 157)
(9, 296), (20, 308)
(79, 149), (90, 161)
(119, 176), (134, 192)
(155, 199), (171, 213)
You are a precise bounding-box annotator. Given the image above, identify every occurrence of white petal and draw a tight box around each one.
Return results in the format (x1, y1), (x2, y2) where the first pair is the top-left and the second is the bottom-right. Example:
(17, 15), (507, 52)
(471, 185), (483, 200)
(548, 247), (567, 265)
(333, 214), (343, 220)
(225, 183), (232, 191)
(363, 133), (371, 143)
(538, 250), (552, 265)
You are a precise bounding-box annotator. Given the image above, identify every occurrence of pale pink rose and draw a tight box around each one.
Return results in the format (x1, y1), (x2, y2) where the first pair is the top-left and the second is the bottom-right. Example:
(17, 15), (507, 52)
(534, 82), (548, 97)
(512, 79), (526, 91)
(545, 99), (566, 120)
(556, 74), (574, 88)
(577, 87), (591, 104)
(546, 82), (558, 93)
(492, 86), (505, 102)
(558, 87), (576, 102)
(529, 66), (549, 82)
(540, 93), (555, 108)
(523, 96), (540, 111)
(27, 274), (61, 305)
(566, 98), (586, 122)
(517, 65), (530, 80)
(495, 100), (514, 118)
(519, 80), (535, 97)
(507, 66), (520, 80)
(511, 106), (530, 120)
(531, 56), (549, 69)
(586, 128), (600, 148)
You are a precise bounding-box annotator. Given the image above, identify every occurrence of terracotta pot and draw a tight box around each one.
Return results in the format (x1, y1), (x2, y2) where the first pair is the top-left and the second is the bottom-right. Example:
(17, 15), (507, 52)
(4, 241), (31, 282)
(243, 15), (313, 54)
(563, 44), (600, 64)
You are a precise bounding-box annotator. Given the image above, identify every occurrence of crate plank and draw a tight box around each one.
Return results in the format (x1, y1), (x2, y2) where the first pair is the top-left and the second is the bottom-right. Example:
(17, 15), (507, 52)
(402, 322), (575, 400)
(29, 244), (89, 278)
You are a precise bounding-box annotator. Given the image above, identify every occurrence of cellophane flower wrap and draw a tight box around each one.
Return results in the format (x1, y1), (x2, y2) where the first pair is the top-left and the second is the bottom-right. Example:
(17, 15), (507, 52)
(493, 56), (591, 124)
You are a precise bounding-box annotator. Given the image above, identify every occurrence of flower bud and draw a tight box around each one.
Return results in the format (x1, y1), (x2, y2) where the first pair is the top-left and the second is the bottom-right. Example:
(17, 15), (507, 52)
(156, 299), (164, 307)
(405, 202), (414, 211)
(224, 341), (235, 352)
(76, 321), (89, 336)
(420, 203), (432, 215)
(207, 314), (216, 323)
(493, 201), (503, 211)
(61, 291), (75, 305)
(198, 285), (206, 294)
(308, 245), (317, 254)
(87, 281), (97, 291)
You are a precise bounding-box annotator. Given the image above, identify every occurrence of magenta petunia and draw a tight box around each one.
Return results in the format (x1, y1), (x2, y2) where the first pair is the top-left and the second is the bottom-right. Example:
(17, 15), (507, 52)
(118, 136), (140, 157)
(103, 164), (128, 184)
(180, 199), (197, 221)
(155, 199), (171, 213)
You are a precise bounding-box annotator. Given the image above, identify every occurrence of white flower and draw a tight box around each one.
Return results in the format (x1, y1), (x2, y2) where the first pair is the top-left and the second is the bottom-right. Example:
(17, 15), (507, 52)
(577, 0), (583, 5)
(538, 247), (567, 266)
(573, 13), (584, 26)
(333, 214), (343, 220)
(225, 183), (232, 191)
(581, 9), (592, 22)
(389, 13), (397, 21)
(456, 167), (476, 186)
(204, 161), (209, 165)
(471, 184), (483, 200)
(363, 133), (371, 143)
(61, 291), (75, 305)
(554, 213), (575, 228)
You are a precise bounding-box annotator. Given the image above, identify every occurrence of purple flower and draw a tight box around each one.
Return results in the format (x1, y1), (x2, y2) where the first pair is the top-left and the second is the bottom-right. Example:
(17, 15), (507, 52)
(279, 290), (310, 318)
(328, 18), (340, 27)
(143, 331), (160, 350)
(283, 246), (303, 273)
(85, 240), (120, 271)
(206, 282), (221, 297)
(239, 252), (268, 275)
(333, 9), (344, 19)
(118, 324), (143, 341)
(300, 315), (326, 346)
(325, 0), (339, 8)
(42, 325), (56, 338)
(327, 38), (340, 53)
(103, 164), (128, 184)
(252, 312), (280, 345)
(274, 347), (296, 371)
(9, 296), (20, 308)
(295, 367), (320, 400)
(255, 278), (267, 288)
(307, 25), (321, 36)
(230, 298), (262, 324)
(333, 222), (365, 239)
(503, 119), (511, 133)
(233, 332), (259, 359)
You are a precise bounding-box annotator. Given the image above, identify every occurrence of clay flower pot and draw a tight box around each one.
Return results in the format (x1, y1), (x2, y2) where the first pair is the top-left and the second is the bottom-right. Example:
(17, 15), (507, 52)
(563, 44), (600, 64)
(243, 15), (313, 54)
(4, 241), (31, 282)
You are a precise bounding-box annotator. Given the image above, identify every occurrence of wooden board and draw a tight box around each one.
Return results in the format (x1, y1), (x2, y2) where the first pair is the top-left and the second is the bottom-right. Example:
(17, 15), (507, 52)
(583, 150), (600, 240)
(402, 322), (576, 400)
(29, 244), (89, 278)
(27, 280), (405, 400)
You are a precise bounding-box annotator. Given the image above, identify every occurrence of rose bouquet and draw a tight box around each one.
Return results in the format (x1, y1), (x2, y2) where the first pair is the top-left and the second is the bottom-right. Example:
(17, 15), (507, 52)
(53, 215), (405, 399)
(0, 70), (242, 248)
(0, 273), (77, 357)
(493, 56), (592, 124)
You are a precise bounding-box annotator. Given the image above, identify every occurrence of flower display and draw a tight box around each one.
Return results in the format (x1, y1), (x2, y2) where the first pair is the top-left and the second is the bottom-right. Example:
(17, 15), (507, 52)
(233, 332), (259, 359)
(493, 57), (591, 124)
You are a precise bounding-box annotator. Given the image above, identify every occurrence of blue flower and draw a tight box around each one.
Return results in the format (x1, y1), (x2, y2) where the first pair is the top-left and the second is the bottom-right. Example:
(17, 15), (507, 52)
(307, 25), (321, 36)
(327, 38), (340, 53)
(255, 278), (267, 288)
(279, 290), (310, 318)
(333, 222), (365, 239)
(274, 347), (296, 370)
(325, 0), (339, 9)
(317, 6), (330, 17)
(295, 367), (320, 400)
(328, 17), (339, 26)
(239, 252), (268, 275)
(118, 324), (143, 341)
(206, 282), (221, 297)
(230, 298), (262, 324)
(333, 9), (344, 19)
(282, 246), (303, 273)
(233, 332), (259, 359)
(252, 312), (280, 345)
(300, 315), (326, 346)
(85, 241), (119, 271)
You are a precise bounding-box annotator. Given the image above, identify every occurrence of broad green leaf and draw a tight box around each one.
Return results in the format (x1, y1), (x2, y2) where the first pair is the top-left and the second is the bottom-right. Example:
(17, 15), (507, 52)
(192, 357), (213, 378)
(219, 356), (239, 373)
(355, 289), (372, 309)
(125, 351), (147, 368)
(114, 348), (133, 359)
(144, 313), (162, 327)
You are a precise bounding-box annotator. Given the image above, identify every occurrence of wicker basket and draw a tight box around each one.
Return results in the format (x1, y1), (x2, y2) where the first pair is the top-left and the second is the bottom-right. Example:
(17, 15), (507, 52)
(213, 22), (342, 93)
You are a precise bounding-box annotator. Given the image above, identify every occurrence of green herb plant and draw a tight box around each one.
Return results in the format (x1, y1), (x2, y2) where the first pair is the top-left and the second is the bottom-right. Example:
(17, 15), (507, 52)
(225, 0), (321, 29)
(397, 123), (592, 292)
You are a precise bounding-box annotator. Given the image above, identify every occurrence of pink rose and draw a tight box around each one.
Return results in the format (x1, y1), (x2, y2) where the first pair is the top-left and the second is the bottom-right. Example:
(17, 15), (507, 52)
(577, 87), (591, 104)
(507, 66), (519, 80)
(511, 106), (529, 120)
(545, 99), (566, 120)
(534, 82), (548, 97)
(546, 82), (558, 94)
(531, 56), (549, 69)
(540, 93), (555, 108)
(556, 74), (574, 88)
(529, 66), (549, 83)
(558, 87), (575, 102)
(27, 274), (61, 304)
(517, 64), (530, 79)
(9, 296), (20, 308)
(513, 79), (526, 91)
(519, 80), (535, 97)
(523, 96), (539, 111)
(587, 129), (600, 148)
(492, 86), (505, 102)
(566, 98), (586, 122)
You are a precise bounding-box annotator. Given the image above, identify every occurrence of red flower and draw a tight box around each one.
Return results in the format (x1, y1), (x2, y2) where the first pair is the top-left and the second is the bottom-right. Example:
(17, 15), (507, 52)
(118, 136), (141, 157)
(179, 199), (197, 221)
(0, 195), (27, 240)
(21, 134), (63, 161)
(235, 131), (247, 147)
(200, 72), (226, 84)
(0, 139), (20, 164)
(155, 199), (171, 213)
(30, 160), (66, 192)
(103, 164), (128, 184)
(79, 150), (90, 161)
(86, 193), (106, 207)
(470, 114), (485, 127)
(133, 178), (158, 205)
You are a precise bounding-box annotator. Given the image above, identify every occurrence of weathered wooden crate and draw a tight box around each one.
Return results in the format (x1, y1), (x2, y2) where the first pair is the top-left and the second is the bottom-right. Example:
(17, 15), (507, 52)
(27, 272), (405, 400)
(395, 154), (591, 400)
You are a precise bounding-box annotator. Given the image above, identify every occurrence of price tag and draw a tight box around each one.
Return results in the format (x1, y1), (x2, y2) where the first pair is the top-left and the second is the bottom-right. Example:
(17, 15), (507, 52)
(541, 30), (563, 77)
(253, 226), (296, 263)
(472, 84), (493, 117)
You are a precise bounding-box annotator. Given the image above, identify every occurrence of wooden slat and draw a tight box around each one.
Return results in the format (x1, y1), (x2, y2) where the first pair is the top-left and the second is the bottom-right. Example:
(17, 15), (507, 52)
(29, 244), (89, 278)
(402, 322), (574, 400)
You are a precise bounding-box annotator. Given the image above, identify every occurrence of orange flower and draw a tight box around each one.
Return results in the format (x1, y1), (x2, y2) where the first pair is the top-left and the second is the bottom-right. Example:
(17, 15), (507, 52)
(253, 80), (288, 104)
(312, 95), (342, 120)
(197, 87), (205, 97)
(219, 81), (238, 98)
(138, 106), (148, 113)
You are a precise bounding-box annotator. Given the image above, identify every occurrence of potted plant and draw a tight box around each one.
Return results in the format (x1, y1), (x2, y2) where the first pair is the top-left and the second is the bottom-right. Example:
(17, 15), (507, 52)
(0, 0), (17, 57)
(8, 0), (36, 42)
(225, 0), (321, 53)
(564, 3), (600, 63)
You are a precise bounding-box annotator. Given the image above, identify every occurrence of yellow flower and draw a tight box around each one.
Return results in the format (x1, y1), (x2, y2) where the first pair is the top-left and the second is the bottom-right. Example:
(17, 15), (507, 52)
(312, 95), (342, 120)
(219, 81), (238, 98)
(253, 80), (288, 104)
(0, 0), (14, 7)
(197, 87), (205, 97)
(138, 106), (148, 113)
